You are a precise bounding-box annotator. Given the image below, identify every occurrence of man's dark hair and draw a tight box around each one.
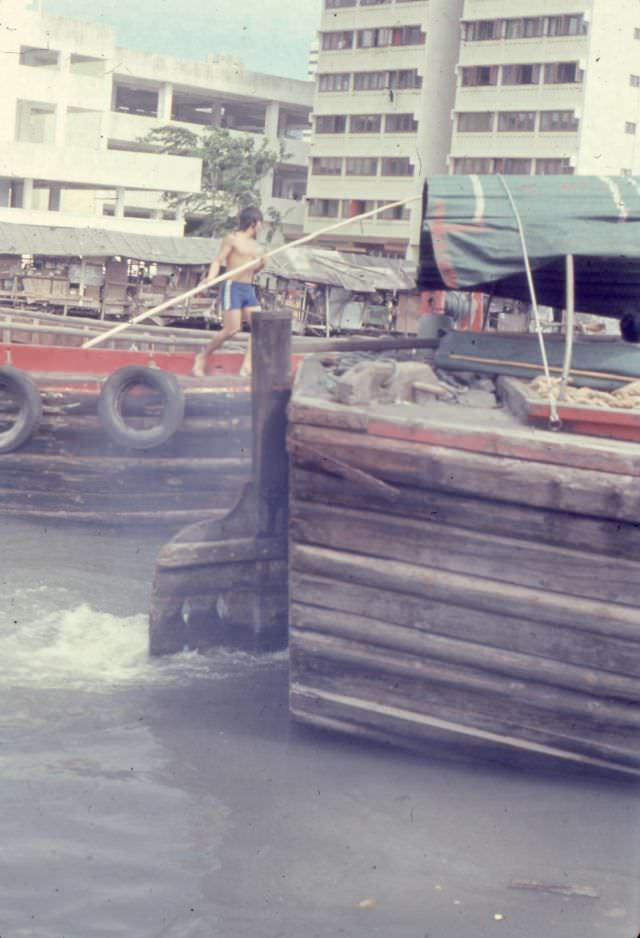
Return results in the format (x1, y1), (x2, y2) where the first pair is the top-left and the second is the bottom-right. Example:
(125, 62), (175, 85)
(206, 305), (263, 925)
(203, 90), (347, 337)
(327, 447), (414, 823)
(238, 206), (263, 231)
(620, 311), (640, 343)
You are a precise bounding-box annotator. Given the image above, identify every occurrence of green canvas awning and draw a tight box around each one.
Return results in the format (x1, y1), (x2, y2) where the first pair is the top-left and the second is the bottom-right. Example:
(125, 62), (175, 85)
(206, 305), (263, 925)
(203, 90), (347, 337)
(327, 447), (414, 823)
(417, 175), (640, 317)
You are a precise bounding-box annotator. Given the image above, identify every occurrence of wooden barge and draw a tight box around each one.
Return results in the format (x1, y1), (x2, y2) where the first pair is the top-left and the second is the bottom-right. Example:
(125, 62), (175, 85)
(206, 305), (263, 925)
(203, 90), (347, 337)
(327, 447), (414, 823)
(287, 353), (640, 777)
(0, 313), (255, 527)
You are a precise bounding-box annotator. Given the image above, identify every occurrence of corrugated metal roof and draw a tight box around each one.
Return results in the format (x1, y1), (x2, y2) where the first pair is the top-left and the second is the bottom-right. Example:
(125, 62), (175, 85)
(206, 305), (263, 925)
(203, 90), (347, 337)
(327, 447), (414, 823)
(0, 223), (218, 265)
(264, 246), (414, 292)
(0, 221), (416, 291)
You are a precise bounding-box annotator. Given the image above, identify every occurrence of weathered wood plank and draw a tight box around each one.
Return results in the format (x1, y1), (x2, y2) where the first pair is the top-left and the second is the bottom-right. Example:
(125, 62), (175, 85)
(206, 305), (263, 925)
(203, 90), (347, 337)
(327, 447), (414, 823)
(0, 487), (237, 512)
(0, 466), (246, 494)
(289, 395), (640, 478)
(288, 425), (640, 521)
(292, 572), (640, 678)
(289, 685), (640, 778)
(292, 545), (640, 641)
(0, 453), (250, 472)
(0, 507), (227, 525)
(290, 630), (640, 730)
(157, 536), (286, 570)
(291, 501), (640, 606)
(291, 602), (640, 702)
(290, 664), (640, 766)
(290, 467), (640, 559)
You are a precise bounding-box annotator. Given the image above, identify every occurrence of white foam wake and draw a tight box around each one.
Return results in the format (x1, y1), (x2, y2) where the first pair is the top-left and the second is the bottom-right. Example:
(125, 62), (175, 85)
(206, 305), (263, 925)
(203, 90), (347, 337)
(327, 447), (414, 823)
(0, 597), (286, 692)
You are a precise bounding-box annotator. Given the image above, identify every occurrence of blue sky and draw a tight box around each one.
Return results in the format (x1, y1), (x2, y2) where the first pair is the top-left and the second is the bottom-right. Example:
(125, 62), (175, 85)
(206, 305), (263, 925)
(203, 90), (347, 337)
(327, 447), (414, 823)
(42, 0), (322, 80)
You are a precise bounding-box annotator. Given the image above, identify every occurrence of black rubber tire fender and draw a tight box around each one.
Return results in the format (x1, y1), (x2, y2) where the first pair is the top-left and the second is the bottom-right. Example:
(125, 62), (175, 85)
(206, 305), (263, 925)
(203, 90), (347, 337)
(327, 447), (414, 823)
(97, 365), (185, 450)
(0, 366), (43, 454)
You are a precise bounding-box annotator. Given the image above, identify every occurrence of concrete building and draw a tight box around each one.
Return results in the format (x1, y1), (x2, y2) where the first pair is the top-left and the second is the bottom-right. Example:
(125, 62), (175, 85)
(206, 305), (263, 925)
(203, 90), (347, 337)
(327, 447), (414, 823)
(450, 0), (640, 178)
(305, 0), (465, 258)
(306, 0), (640, 257)
(0, 0), (313, 237)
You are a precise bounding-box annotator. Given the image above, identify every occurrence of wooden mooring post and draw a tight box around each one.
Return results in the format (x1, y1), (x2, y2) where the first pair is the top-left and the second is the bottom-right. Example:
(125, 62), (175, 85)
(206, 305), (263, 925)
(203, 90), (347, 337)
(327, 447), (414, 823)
(149, 309), (292, 654)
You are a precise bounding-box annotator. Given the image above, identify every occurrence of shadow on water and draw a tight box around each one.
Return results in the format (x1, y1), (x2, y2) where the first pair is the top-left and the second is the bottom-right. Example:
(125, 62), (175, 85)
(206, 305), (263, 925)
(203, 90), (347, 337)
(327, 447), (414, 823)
(1, 519), (639, 938)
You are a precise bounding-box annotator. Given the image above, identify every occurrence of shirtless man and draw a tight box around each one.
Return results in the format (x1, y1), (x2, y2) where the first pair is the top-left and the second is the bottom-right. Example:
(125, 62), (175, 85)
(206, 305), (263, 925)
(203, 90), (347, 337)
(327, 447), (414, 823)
(193, 206), (265, 377)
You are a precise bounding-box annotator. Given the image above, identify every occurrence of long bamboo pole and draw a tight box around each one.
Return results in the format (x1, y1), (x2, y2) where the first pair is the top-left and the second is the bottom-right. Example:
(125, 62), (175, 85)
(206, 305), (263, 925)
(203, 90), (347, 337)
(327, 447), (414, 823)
(82, 196), (422, 350)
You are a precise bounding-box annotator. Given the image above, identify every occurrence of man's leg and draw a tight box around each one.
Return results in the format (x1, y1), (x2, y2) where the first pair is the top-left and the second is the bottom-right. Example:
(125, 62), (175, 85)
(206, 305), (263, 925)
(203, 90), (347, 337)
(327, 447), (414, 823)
(193, 308), (242, 376)
(238, 306), (260, 377)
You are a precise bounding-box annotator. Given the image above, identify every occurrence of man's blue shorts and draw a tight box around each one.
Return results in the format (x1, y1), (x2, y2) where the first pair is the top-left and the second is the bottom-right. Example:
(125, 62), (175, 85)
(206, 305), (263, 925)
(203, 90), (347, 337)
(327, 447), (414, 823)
(221, 281), (260, 312)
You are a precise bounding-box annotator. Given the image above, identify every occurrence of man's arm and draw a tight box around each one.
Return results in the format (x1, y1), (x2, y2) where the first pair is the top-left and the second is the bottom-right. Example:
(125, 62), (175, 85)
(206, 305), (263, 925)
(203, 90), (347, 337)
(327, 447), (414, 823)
(205, 235), (233, 282)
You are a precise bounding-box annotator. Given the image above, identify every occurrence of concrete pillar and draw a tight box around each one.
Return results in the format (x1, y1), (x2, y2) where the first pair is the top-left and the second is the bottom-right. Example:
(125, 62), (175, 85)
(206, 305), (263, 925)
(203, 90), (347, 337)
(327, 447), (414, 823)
(55, 104), (67, 147)
(210, 100), (223, 128)
(22, 178), (34, 210)
(0, 180), (10, 208)
(48, 185), (61, 211)
(264, 101), (280, 144)
(158, 82), (173, 121)
(114, 187), (125, 218)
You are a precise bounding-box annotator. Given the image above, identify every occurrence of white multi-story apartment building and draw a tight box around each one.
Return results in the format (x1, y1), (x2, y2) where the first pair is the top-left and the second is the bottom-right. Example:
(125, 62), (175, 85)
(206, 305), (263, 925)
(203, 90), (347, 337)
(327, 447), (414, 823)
(305, 0), (465, 258)
(450, 0), (640, 178)
(306, 0), (640, 257)
(0, 0), (313, 237)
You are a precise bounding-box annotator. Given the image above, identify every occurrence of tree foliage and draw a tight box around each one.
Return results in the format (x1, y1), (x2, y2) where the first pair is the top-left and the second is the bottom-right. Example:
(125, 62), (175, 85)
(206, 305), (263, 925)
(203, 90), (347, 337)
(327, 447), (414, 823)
(140, 125), (286, 238)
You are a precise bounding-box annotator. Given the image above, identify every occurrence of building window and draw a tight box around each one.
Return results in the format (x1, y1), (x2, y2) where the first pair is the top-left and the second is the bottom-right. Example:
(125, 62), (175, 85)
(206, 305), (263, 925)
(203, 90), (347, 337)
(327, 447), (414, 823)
(377, 200), (410, 220)
(318, 73), (351, 92)
(353, 71), (388, 91)
(353, 70), (422, 92)
(498, 111), (536, 132)
(631, 75), (640, 87)
(621, 168), (633, 176)
(546, 15), (587, 36)
(325, 0), (356, 7)
(342, 200), (376, 218)
(493, 158), (532, 174)
(626, 122), (637, 134)
(504, 18), (544, 39)
(19, 46), (60, 68)
(462, 20), (501, 42)
(360, 0), (391, 5)
(389, 70), (422, 90)
(536, 158), (574, 175)
(321, 31), (354, 51)
(315, 114), (347, 133)
(15, 100), (57, 144)
(346, 157), (379, 175)
(358, 28), (392, 48)
(380, 157), (414, 176)
(457, 112), (494, 132)
(539, 110), (579, 132)
(501, 64), (541, 85)
(461, 66), (499, 87)
(114, 84), (159, 116)
(311, 157), (343, 175)
(544, 62), (583, 84)
(635, 27), (640, 40)
(308, 198), (340, 217)
(452, 158), (492, 174)
(359, 26), (426, 47)
(350, 114), (382, 133)
(385, 113), (418, 133)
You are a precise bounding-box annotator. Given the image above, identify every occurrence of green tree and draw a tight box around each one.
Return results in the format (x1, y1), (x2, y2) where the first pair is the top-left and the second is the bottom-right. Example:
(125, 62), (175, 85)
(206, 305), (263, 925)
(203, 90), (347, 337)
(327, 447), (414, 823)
(139, 125), (286, 239)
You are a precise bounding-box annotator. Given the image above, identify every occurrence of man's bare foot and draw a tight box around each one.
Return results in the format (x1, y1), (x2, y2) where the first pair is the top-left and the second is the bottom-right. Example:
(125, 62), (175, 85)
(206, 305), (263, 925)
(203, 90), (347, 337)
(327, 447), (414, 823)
(192, 353), (206, 377)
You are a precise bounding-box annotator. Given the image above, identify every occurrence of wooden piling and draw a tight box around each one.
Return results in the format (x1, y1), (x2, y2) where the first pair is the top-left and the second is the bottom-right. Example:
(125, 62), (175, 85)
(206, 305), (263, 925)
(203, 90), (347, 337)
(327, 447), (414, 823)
(149, 309), (292, 654)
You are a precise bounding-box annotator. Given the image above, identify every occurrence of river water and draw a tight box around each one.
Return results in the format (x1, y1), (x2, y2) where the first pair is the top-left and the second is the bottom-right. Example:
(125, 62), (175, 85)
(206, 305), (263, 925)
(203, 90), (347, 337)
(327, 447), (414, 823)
(1, 518), (638, 938)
